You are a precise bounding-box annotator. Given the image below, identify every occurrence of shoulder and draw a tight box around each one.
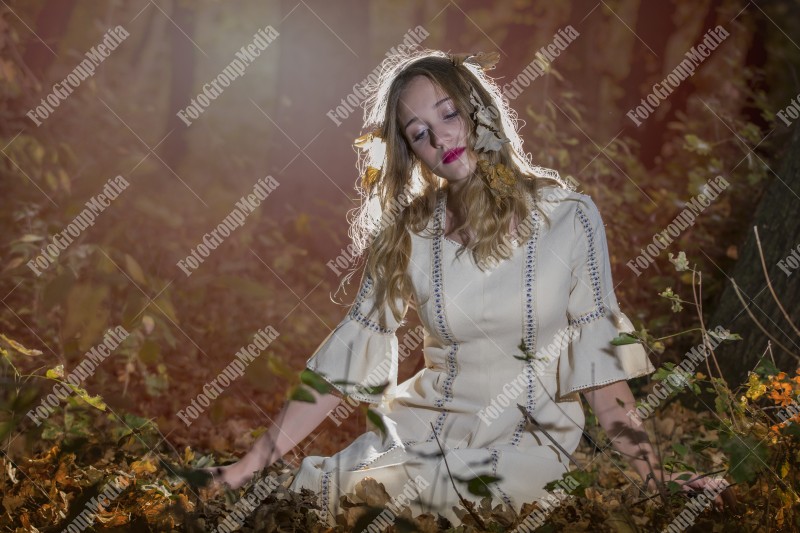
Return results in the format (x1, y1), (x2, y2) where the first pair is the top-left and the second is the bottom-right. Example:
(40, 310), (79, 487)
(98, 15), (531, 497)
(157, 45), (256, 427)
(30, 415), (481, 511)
(534, 184), (601, 226)
(533, 186), (609, 258)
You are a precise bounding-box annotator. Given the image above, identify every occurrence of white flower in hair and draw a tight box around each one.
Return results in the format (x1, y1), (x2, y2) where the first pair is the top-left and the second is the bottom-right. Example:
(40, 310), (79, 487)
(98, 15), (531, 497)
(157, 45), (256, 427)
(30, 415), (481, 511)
(469, 85), (509, 153)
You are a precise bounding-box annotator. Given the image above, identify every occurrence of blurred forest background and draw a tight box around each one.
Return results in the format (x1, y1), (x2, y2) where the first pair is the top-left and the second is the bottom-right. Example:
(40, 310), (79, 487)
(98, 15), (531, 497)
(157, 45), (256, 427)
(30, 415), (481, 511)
(1, 0), (799, 530)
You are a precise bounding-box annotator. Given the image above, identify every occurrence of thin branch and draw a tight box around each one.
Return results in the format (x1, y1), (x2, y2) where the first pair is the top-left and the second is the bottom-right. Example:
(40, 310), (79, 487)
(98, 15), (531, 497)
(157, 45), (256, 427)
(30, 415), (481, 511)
(516, 404), (582, 469)
(731, 280), (800, 362)
(753, 226), (800, 337)
(429, 422), (487, 531)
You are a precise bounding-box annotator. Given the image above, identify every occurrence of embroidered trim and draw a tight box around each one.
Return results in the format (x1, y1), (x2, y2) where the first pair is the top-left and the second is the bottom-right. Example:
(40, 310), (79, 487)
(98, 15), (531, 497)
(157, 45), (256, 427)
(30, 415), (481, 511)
(568, 206), (606, 327)
(434, 344), (458, 408)
(562, 367), (654, 398)
(348, 438), (421, 471)
(348, 274), (395, 335)
(427, 191), (460, 442)
(350, 443), (399, 471)
(304, 365), (383, 405)
(488, 447), (514, 507)
(510, 212), (541, 447)
(319, 471), (332, 523)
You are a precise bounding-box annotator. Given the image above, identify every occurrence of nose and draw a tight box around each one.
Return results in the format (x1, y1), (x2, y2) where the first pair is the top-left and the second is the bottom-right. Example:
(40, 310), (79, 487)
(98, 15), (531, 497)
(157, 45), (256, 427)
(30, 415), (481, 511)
(428, 126), (448, 148)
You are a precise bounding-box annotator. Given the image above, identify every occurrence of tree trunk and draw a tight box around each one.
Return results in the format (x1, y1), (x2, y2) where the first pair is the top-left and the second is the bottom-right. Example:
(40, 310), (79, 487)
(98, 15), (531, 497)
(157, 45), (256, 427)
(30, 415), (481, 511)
(709, 125), (800, 386)
(159, 0), (196, 172)
(22, 0), (78, 80)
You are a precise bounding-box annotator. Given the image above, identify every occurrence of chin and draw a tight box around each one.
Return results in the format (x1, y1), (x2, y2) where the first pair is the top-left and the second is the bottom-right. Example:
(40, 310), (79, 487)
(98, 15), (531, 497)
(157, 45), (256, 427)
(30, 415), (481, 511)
(440, 172), (471, 185)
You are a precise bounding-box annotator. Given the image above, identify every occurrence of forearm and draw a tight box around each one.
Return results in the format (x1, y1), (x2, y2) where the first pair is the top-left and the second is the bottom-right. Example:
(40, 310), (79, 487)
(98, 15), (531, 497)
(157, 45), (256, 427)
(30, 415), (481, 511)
(583, 380), (664, 487)
(253, 388), (342, 465)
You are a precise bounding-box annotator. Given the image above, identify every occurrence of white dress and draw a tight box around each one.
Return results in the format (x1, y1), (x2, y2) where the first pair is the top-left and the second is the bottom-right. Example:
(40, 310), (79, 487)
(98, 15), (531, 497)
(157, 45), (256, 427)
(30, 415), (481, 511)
(289, 185), (655, 527)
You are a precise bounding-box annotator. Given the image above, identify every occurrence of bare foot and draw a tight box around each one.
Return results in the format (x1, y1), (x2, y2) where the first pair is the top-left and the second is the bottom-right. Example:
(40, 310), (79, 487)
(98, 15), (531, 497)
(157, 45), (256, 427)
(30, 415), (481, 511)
(201, 455), (265, 491)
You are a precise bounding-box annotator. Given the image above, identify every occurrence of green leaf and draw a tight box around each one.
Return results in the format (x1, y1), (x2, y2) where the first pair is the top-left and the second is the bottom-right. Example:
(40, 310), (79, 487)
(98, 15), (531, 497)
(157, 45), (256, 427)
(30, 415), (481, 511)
(684, 134), (711, 155)
(611, 332), (639, 346)
(46, 365), (65, 379)
(66, 382), (107, 411)
(714, 395), (728, 416)
(652, 363), (676, 382)
(721, 434), (768, 484)
(754, 358), (780, 378)
(464, 475), (502, 498)
(666, 480), (683, 494)
(671, 443), (688, 457)
(367, 408), (387, 439)
(708, 328), (741, 342)
(544, 470), (592, 498)
(289, 385), (316, 403)
(359, 382), (389, 395)
(300, 369), (332, 394)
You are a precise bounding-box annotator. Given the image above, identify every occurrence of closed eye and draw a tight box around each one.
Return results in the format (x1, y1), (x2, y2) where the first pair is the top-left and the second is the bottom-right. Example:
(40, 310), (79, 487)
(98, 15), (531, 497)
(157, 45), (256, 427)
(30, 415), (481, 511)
(412, 111), (459, 142)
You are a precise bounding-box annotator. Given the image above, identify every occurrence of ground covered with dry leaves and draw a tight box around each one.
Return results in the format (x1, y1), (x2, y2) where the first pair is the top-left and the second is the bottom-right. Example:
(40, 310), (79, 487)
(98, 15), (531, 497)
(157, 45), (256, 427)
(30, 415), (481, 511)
(1, 389), (784, 533)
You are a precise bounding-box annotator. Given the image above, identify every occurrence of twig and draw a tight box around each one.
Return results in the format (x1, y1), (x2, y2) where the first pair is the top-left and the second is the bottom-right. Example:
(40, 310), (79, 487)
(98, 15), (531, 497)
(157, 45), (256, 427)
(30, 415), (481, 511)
(731, 279), (800, 361)
(429, 422), (487, 531)
(691, 268), (739, 430)
(515, 404), (582, 469)
(753, 226), (800, 337)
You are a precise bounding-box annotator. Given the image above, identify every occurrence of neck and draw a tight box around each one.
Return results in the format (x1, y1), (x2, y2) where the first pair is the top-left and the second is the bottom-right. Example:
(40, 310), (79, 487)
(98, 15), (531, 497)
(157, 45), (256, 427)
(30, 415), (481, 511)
(445, 182), (466, 215)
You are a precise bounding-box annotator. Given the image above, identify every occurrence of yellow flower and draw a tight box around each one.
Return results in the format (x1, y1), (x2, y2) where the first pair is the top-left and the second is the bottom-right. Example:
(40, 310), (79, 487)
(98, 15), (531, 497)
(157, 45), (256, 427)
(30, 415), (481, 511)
(745, 372), (766, 400)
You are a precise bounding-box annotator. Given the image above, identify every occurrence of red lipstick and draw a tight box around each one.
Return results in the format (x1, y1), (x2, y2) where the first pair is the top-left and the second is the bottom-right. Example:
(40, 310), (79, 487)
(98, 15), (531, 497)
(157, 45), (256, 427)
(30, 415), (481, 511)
(442, 147), (465, 164)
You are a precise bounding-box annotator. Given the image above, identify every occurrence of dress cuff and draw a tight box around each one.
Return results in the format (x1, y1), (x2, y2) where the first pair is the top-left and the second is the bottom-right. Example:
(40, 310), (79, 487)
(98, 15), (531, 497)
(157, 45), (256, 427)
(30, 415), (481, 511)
(305, 316), (399, 406)
(556, 306), (655, 402)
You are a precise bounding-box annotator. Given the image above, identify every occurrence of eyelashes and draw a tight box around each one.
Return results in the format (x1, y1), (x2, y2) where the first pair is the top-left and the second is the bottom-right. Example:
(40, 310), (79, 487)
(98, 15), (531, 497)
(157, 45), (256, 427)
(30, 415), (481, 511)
(412, 111), (459, 142)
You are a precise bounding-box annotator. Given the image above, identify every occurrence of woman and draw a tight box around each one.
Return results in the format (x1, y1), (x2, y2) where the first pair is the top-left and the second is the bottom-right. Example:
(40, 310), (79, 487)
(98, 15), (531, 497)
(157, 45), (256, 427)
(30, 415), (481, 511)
(203, 49), (731, 527)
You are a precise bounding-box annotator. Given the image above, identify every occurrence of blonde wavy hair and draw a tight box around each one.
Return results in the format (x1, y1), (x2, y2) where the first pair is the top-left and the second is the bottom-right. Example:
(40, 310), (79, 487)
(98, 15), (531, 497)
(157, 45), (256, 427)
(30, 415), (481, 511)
(340, 48), (572, 328)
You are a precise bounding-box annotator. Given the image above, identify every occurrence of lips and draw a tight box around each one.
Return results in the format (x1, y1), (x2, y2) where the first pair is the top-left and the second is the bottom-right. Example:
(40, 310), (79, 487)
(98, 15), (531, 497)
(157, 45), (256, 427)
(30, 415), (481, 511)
(442, 147), (465, 164)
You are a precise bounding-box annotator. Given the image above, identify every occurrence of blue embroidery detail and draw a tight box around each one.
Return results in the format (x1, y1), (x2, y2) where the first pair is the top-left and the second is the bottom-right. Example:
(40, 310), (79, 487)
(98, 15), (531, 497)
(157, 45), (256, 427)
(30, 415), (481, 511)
(488, 447), (514, 507)
(510, 209), (541, 447)
(568, 206), (607, 327)
(435, 344), (458, 409)
(348, 274), (395, 334)
(426, 190), (459, 442)
(350, 443), (400, 471)
(349, 439), (420, 471)
(319, 471), (332, 522)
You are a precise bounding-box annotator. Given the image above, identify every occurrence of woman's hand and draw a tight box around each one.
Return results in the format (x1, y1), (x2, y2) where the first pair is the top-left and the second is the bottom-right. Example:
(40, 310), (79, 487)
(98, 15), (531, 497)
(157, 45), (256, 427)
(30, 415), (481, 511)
(646, 470), (737, 512)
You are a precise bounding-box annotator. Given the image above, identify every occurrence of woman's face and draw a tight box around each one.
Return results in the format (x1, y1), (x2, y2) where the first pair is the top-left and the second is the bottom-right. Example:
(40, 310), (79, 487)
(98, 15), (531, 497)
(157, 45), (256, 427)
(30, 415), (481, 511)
(396, 75), (477, 184)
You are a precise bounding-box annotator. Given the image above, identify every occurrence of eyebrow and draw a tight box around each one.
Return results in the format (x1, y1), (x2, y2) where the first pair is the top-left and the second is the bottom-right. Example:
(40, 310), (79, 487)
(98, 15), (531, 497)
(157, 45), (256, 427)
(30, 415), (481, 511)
(403, 97), (452, 130)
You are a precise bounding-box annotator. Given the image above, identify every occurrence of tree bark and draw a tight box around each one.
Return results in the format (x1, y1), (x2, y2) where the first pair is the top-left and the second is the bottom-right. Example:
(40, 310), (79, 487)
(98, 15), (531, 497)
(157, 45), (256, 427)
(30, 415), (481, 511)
(22, 0), (78, 80)
(709, 125), (800, 386)
(159, 0), (197, 172)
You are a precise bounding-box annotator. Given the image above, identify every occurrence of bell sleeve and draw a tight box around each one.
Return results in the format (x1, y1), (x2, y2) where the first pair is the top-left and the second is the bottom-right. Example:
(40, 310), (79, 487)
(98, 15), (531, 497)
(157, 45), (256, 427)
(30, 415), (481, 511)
(305, 269), (408, 406)
(557, 195), (655, 402)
